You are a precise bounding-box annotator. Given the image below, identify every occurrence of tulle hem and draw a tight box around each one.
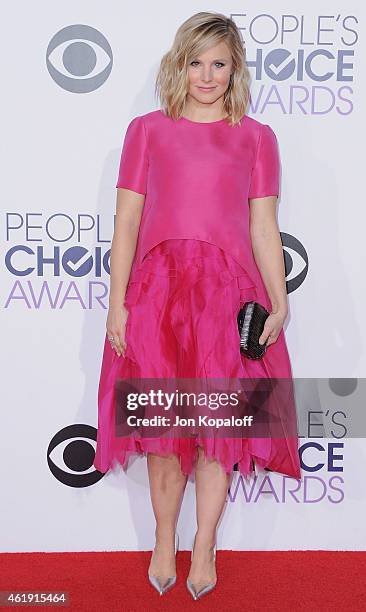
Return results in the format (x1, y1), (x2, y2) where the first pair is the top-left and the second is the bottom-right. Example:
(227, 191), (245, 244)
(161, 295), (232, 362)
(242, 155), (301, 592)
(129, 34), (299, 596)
(95, 436), (301, 480)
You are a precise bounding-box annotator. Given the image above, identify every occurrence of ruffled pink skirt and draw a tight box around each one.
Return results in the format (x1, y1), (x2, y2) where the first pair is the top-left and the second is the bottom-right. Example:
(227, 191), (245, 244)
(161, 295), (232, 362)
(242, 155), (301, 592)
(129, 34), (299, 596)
(93, 239), (301, 480)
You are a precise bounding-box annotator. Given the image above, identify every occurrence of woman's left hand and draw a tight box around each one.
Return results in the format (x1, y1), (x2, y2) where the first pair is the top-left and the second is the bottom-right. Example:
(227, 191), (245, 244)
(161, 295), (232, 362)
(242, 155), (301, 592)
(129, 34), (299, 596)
(258, 311), (287, 347)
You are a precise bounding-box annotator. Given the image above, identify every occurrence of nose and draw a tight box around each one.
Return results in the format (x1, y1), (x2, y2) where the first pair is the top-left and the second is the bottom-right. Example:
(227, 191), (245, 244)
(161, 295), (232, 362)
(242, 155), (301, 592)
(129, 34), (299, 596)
(200, 65), (214, 83)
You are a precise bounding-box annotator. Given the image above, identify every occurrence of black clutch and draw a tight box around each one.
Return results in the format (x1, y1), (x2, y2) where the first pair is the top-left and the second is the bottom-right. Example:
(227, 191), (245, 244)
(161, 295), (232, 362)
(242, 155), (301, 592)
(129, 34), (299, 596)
(237, 301), (270, 359)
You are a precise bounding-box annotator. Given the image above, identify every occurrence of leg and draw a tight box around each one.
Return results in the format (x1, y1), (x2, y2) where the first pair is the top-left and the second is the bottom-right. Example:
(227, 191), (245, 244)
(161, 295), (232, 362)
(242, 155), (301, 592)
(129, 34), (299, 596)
(187, 446), (231, 591)
(147, 452), (188, 582)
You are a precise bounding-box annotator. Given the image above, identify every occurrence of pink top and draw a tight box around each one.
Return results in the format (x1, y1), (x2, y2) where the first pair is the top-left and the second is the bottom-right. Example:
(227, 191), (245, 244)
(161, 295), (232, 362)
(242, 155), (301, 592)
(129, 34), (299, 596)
(116, 109), (280, 296)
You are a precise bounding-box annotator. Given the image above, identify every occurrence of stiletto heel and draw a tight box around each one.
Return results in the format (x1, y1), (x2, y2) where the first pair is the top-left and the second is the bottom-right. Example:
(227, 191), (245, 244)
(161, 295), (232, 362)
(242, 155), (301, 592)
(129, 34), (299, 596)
(186, 538), (217, 601)
(148, 532), (179, 596)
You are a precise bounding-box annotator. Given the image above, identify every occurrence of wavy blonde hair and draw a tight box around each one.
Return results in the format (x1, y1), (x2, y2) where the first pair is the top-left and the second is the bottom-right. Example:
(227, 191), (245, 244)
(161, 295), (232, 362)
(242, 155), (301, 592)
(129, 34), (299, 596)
(155, 11), (251, 127)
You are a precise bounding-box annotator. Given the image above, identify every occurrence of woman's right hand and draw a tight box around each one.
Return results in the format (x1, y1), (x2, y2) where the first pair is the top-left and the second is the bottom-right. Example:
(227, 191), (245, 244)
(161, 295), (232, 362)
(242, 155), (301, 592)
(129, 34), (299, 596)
(106, 304), (129, 357)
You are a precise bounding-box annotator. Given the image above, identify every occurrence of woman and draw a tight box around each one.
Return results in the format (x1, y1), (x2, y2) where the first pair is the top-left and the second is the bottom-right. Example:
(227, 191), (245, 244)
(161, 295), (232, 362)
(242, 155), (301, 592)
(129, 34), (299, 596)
(94, 11), (302, 600)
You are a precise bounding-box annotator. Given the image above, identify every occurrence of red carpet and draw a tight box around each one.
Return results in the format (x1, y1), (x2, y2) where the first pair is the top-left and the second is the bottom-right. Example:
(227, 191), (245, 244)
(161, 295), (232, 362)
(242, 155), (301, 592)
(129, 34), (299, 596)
(1, 551), (365, 611)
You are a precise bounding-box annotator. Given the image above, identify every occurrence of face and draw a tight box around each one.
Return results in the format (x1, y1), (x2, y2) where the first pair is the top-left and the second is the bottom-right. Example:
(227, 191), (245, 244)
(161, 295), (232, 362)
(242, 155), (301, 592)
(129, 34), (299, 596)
(186, 40), (233, 107)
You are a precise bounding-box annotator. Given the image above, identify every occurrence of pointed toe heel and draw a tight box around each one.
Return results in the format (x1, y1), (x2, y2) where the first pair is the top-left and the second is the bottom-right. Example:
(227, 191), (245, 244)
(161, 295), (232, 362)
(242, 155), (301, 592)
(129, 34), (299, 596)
(186, 541), (217, 600)
(186, 578), (216, 600)
(149, 574), (176, 596)
(148, 532), (179, 595)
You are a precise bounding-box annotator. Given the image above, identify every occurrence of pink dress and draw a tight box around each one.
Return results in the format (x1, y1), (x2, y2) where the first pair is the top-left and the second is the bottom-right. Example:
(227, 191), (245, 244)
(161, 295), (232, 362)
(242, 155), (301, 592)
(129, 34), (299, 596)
(93, 109), (302, 481)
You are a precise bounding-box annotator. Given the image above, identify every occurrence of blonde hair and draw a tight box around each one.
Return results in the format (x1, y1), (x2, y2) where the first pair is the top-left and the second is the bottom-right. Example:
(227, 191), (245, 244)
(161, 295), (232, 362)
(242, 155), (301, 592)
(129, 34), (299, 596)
(155, 11), (251, 126)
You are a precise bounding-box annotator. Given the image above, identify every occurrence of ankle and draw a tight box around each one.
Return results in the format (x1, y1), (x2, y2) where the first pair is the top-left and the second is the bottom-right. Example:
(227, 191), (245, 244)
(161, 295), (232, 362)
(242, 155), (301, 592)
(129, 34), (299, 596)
(154, 526), (176, 546)
(193, 530), (216, 554)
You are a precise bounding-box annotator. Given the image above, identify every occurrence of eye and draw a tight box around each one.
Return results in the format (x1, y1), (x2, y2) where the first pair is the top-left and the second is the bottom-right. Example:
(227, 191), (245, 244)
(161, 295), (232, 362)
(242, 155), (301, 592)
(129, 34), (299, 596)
(190, 61), (226, 68)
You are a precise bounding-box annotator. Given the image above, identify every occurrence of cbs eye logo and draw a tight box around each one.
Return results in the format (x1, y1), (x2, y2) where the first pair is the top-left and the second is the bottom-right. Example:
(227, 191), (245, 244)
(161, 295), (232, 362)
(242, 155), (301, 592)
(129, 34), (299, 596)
(47, 424), (104, 487)
(46, 24), (113, 93)
(281, 232), (308, 294)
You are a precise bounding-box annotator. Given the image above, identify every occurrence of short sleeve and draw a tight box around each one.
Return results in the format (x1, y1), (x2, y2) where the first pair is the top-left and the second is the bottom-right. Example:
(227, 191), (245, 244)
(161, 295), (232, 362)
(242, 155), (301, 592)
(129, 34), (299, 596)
(248, 124), (280, 199)
(115, 116), (149, 194)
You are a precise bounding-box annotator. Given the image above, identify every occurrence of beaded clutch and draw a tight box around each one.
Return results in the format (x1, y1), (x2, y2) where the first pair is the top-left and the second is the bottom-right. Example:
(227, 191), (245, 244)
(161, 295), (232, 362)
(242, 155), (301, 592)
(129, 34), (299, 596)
(237, 301), (270, 359)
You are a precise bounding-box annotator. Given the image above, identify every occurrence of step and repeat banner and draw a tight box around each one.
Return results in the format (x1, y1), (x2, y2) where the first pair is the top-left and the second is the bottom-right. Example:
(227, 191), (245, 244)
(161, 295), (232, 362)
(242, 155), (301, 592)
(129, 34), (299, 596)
(2, 2), (365, 552)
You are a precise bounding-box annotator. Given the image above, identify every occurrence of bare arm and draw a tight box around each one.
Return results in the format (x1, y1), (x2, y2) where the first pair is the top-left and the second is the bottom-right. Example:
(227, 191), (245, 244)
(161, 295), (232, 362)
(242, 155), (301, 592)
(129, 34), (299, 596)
(248, 195), (288, 346)
(109, 187), (145, 307)
(107, 187), (145, 355)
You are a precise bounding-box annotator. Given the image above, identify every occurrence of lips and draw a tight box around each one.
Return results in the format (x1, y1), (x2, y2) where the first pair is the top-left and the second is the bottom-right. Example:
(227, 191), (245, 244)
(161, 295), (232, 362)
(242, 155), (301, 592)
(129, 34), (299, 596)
(197, 86), (216, 91)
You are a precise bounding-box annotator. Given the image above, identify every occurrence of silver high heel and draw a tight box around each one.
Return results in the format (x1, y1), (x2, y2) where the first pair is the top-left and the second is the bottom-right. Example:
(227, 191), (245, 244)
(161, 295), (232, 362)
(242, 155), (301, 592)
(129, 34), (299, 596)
(148, 532), (179, 596)
(186, 538), (217, 601)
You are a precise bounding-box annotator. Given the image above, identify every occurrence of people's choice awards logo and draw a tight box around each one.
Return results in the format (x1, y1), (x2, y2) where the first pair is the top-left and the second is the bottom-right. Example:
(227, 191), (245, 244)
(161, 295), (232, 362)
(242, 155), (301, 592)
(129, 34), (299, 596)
(4, 213), (111, 310)
(232, 12), (358, 115)
(46, 24), (113, 92)
(230, 378), (364, 504)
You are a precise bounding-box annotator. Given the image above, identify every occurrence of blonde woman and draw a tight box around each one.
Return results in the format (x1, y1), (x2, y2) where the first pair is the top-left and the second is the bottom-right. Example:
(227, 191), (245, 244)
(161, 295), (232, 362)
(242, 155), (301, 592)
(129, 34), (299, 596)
(94, 11), (301, 601)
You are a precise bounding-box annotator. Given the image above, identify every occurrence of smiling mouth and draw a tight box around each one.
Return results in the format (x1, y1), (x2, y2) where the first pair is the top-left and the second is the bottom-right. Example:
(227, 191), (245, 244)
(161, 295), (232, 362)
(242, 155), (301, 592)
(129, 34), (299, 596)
(197, 86), (216, 90)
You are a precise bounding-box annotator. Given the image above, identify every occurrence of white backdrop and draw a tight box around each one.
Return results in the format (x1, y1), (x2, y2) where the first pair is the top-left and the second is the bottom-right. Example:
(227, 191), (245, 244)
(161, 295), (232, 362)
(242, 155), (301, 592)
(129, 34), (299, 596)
(1, 2), (365, 552)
